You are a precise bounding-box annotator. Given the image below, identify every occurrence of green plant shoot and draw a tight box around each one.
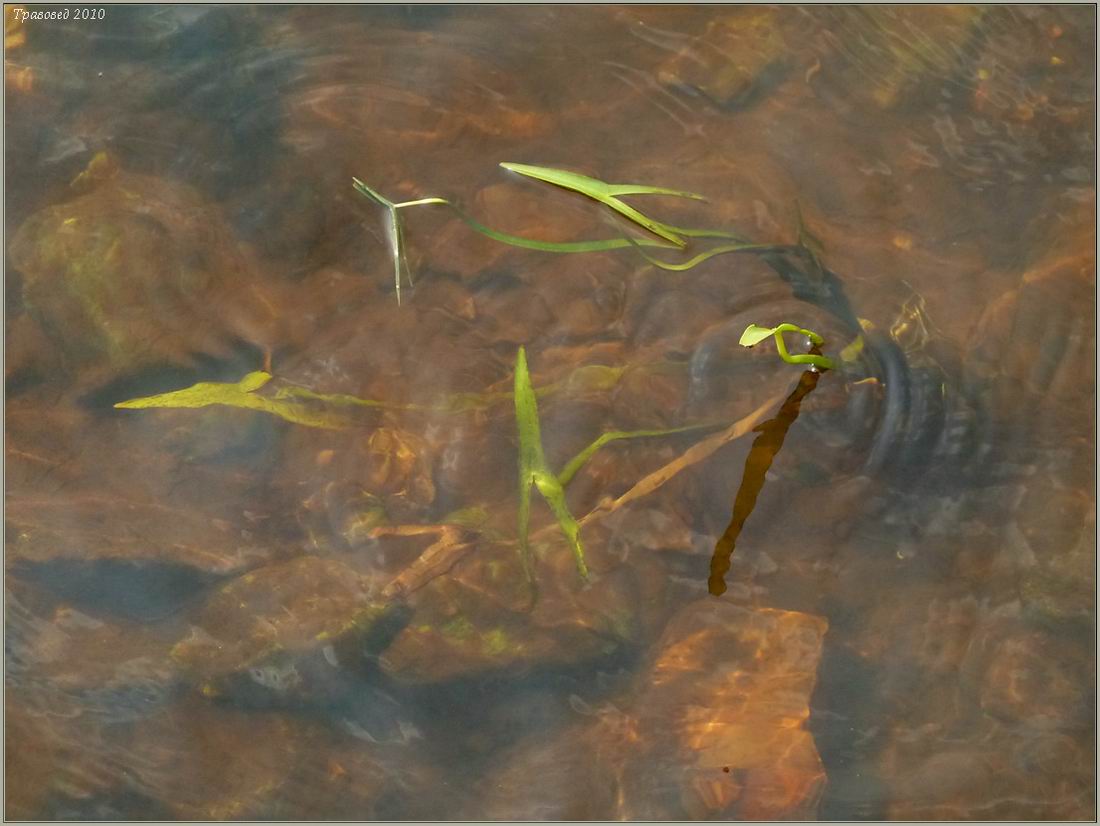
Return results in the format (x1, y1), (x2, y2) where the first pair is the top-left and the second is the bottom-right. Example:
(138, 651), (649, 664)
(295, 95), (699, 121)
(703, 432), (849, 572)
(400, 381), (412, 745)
(739, 324), (838, 371)
(514, 348), (724, 583)
(514, 346), (583, 581)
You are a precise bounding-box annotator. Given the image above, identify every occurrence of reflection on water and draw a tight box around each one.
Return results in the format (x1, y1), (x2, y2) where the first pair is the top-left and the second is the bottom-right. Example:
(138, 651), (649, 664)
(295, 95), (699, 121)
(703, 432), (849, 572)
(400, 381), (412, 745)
(6, 5), (1095, 820)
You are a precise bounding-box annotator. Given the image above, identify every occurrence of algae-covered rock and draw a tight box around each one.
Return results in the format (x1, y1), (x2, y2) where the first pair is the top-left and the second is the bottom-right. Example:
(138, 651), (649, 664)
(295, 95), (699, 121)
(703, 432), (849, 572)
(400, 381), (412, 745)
(170, 555), (407, 703)
(8, 152), (280, 378)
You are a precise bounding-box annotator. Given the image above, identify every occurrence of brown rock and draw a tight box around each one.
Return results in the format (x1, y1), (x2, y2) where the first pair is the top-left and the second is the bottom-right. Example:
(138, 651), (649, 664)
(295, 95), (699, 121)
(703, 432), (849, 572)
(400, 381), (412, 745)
(619, 600), (829, 819)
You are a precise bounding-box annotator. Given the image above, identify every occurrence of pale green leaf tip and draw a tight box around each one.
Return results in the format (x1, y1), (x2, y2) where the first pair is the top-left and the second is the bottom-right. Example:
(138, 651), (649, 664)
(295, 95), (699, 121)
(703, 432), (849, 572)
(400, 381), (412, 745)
(739, 325), (776, 347)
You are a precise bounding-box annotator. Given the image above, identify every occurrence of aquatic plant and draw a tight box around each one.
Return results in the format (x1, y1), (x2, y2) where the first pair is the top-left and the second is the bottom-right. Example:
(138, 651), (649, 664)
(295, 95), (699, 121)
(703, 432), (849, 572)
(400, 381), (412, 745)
(513, 346), (719, 583)
(352, 172), (679, 305)
(113, 371), (372, 430)
(113, 358), (684, 428)
(739, 323), (837, 371)
(354, 162), (804, 300)
(514, 346), (584, 582)
(113, 163), (850, 597)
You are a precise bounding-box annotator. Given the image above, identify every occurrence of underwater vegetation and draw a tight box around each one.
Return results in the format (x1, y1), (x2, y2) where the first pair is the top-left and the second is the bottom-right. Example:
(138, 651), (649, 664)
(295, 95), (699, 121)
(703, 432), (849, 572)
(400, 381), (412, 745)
(118, 162), (840, 591)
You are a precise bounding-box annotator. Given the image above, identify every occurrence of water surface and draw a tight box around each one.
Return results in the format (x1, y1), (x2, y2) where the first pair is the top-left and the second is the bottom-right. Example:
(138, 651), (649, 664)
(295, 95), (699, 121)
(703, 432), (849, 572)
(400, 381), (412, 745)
(5, 5), (1095, 820)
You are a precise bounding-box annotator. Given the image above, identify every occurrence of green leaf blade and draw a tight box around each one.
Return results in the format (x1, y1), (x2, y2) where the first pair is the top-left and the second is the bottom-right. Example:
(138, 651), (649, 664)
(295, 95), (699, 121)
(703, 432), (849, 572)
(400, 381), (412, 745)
(739, 325), (778, 348)
(114, 371), (274, 410)
(500, 162), (688, 247)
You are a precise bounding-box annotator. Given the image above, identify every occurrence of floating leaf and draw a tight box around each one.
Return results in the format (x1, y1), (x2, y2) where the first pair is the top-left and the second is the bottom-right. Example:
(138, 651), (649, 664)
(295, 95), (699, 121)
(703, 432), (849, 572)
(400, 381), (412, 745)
(739, 324), (781, 348)
(738, 323), (837, 371)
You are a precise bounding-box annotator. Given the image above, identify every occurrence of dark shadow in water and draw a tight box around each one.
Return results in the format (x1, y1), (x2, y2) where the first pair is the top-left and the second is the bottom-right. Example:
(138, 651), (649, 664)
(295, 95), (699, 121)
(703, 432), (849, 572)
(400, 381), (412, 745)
(10, 559), (221, 622)
(709, 358), (824, 596)
(808, 637), (891, 820)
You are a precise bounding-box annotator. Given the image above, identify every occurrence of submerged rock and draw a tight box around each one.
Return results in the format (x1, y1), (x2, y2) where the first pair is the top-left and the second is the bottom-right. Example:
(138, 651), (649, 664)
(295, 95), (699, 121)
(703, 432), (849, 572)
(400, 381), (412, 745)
(378, 533), (663, 684)
(809, 6), (988, 111)
(8, 152), (283, 383)
(465, 599), (830, 819)
(618, 600), (829, 819)
(7, 591), (182, 724)
(170, 555), (407, 704)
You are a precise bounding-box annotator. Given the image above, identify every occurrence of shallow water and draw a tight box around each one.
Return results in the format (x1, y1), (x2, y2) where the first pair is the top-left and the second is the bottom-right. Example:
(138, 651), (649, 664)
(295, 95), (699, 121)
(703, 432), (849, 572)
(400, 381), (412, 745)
(5, 5), (1095, 820)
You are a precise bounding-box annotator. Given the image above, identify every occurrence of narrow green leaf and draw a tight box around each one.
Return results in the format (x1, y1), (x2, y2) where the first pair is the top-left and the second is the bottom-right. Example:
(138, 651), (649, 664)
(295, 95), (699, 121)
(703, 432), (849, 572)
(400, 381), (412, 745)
(556, 422), (722, 488)
(514, 347), (546, 470)
(501, 162), (702, 247)
(415, 195), (677, 254)
(514, 347), (543, 581)
(352, 177), (409, 305)
(513, 347), (591, 581)
(354, 176), (680, 304)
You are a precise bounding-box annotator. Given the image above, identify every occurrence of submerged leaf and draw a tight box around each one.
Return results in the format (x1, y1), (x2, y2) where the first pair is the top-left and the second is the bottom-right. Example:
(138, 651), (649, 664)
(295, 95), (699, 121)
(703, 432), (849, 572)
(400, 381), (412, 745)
(115, 371), (274, 410)
(515, 346), (589, 580)
(514, 346), (547, 582)
(114, 372), (371, 430)
(533, 470), (587, 580)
